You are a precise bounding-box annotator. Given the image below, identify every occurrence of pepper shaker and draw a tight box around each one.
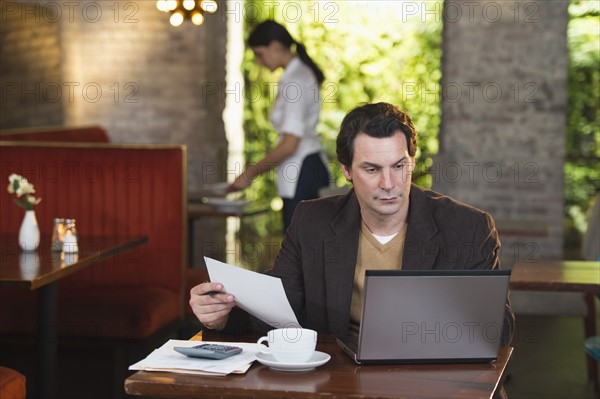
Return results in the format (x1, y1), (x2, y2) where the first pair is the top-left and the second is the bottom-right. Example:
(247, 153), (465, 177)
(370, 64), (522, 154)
(51, 218), (65, 252)
(63, 218), (79, 253)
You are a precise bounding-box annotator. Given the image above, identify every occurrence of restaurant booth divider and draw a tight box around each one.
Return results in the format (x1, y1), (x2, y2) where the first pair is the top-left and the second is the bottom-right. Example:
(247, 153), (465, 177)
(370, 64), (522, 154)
(0, 141), (187, 397)
(0, 125), (110, 143)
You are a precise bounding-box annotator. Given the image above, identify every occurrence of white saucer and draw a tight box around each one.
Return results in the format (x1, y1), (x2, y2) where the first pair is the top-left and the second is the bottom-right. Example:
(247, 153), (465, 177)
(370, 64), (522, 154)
(255, 351), (331, 372)
(203, 197), (250, 213)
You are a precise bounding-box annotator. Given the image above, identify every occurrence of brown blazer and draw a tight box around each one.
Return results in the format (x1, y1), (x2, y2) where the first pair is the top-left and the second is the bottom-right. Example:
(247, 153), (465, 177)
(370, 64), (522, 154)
(226, 184), (515, 345)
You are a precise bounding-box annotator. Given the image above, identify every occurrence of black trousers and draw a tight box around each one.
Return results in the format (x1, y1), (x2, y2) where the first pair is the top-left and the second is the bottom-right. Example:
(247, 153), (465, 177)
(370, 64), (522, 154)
(282, 153), (329, 231)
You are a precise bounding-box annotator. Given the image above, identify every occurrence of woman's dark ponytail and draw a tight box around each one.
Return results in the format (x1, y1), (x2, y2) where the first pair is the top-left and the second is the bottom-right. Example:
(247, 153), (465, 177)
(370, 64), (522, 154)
(248, 20), (325, 86)
(295, 42), (325, 86)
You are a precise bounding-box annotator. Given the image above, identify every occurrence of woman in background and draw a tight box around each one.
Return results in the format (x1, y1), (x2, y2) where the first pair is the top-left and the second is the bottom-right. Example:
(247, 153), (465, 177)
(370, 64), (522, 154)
(229, 20), (330, 231)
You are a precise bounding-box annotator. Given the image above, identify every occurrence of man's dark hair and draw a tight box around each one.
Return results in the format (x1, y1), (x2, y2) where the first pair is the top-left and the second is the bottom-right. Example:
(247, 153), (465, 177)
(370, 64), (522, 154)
(336, 102), (418, 168)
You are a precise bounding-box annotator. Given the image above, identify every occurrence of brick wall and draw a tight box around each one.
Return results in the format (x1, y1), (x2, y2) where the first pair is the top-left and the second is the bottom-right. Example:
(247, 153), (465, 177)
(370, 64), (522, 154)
(0, 1), (64, 127)
(434, 0), (569, 265)
(0, 0), (228, 193)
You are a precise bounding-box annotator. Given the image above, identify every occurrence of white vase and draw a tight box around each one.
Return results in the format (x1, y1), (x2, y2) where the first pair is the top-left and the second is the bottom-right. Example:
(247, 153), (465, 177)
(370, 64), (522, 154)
(19, 210), (40, 251)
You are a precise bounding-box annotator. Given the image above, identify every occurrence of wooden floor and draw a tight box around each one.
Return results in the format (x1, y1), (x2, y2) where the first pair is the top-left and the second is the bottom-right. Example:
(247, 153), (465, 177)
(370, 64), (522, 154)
(0, 315), (597, 398)
(504, 314), (598, 399)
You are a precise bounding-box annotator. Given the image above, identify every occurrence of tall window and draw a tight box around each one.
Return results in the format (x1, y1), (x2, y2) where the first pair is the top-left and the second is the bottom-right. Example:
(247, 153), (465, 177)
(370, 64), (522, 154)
(226, 0), (443, 270)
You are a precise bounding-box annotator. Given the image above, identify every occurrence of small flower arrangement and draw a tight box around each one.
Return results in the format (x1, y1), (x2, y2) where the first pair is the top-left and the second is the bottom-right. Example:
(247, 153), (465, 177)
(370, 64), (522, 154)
(7, 173), (42, 210)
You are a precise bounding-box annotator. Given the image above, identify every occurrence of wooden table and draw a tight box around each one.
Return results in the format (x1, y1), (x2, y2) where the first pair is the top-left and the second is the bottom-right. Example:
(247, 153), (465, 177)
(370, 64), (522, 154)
(0, 234), (148, 399)
(510, 260), (600, 293)
(187, 197), (269, 267)
(510, 260), (600, 391)
(125, 335), (513, 399)
(187, 191), (269, 219)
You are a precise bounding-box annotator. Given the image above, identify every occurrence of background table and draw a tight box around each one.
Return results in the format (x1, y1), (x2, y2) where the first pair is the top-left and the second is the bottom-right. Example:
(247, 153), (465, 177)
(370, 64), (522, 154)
(510, 260), (600, 391)
(187, 195), (269, 267)
(125, 335), (513, 399)
(0, 235), (148, 399)
(510, 260), (600, 293)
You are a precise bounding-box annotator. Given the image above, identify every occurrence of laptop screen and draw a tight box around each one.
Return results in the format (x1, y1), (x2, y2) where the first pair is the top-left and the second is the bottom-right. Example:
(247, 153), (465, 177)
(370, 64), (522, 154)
(355, 269), (510, 363)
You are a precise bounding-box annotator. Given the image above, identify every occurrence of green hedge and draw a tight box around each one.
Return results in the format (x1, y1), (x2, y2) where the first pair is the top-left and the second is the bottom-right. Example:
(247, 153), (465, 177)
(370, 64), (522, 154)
(565, 0), (600, 256)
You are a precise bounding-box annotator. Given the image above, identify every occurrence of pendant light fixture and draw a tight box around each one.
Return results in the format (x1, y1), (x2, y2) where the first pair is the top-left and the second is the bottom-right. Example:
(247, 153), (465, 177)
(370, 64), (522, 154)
(156, 0), (218, 27)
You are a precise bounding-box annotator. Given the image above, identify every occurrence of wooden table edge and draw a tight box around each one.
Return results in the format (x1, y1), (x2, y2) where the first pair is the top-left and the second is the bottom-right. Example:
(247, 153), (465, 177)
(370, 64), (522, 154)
(0, 235), (149, 290)
(124, 346), (514, 399)
(32, 235), (148, 289)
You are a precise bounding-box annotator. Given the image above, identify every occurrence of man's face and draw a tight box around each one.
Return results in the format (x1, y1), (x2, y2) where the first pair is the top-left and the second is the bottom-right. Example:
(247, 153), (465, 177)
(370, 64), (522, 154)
(342, 131), (414, 222)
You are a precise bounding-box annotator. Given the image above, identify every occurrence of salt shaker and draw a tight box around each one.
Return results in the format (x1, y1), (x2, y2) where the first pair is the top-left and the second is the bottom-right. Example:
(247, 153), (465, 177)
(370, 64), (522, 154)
(62, 218), (79, 253)
(51, 218), (65, 252)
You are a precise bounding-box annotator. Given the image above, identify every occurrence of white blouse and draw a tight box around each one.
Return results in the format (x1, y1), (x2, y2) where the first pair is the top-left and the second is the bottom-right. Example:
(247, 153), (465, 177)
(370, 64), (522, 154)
(270, 57), (326, 198)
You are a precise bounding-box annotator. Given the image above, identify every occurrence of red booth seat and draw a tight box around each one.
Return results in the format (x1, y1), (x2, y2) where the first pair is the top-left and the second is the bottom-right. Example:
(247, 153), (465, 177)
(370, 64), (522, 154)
(0, 366), (26, 399)
(0, 142), (186, 339)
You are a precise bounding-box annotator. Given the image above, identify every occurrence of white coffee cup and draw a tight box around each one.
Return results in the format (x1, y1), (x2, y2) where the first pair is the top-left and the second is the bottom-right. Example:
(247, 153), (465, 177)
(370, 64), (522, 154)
(257, 327), (317, 363)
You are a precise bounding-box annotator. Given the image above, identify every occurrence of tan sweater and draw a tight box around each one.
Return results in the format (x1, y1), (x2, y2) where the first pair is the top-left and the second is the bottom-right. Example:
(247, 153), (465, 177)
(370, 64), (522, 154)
(349, 221), (407, 336)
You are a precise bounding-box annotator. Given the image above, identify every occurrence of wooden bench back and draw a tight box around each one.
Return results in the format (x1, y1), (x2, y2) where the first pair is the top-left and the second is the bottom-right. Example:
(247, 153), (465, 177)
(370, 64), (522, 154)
(0, 126), (109, 143)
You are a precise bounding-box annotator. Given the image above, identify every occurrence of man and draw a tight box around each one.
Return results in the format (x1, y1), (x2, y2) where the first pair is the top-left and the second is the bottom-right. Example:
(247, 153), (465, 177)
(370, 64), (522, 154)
(190, 102), (515, 345)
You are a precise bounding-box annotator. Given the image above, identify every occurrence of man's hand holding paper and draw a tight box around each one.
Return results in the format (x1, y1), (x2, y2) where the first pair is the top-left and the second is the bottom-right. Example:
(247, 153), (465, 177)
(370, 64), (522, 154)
(189, 281), (235, 330)
(189, 257), (299, 330)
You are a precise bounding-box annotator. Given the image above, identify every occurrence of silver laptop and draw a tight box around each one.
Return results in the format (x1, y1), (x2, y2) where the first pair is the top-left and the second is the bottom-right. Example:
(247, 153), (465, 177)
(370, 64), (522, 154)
(337, 270), (510, 364)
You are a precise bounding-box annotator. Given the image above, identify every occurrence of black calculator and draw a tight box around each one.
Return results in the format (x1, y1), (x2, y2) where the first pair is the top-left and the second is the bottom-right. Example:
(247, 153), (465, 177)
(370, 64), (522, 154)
(174, 343), (243, 360)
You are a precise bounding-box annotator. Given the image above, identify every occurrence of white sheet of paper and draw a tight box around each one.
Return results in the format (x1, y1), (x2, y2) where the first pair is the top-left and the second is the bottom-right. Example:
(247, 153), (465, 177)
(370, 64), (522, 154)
(205, 257), (299, 328)
(129, 340), (257, 376)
